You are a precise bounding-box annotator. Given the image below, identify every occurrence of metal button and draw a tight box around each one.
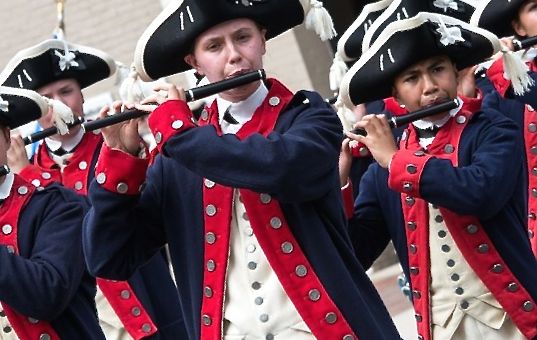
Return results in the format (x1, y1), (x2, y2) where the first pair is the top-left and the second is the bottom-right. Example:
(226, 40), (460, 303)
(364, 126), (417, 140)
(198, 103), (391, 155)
(17, 186), (28, 195)
(325, 312), (337, 324)
(529, 123), (537, 133)
(142, 323), (152, 333)
(247, 244), (256, 253)
(75, 181), (84, 191)
(446, 260), (454, 269)
(39, 334), (51, 340)
(441, 245), (450, 252)
(2, 224), (12, 235)
(255, 297), (264, 305)
(131, 307), (141, 316)
(414, 150), (426, 157)
(342, 335), (355, 340)
(444, 144), (455, 154)
(266, 334), (274, 340)
(200, 110), (209, 121)
(477, 243), (489, 253)
(434, 215), (443, 223)
(407, 221), (417, 231)
(259, 313), (269, 322)
(492, 264), (503, 273)
(172, 120), (184, 129)
(270, 217), (282, 229)
(245, 227), (253, 236)
(530, 213), (537, 220)
(31, 179), (41, 187)
(206, 232), (216, 244)
(96, 173), (106, 184)
(410, 267), (419, 275)
(206, 204), (217, 216)
(207, 260), (216, 272)
(406, 164), (417, 174)
(358, 147), (369, 157)
(260, 193), (271, 204)
(533, 167), (537, 176)
(154, 132), (163, 144)
(456, 115), (466, 124)
(248, 261), (257, 270)
(269, 96), (280, 106)
(202, 314), (212, 326)
(533, 188), (537, 198)
(116, 182), (128, 194)
(41, 172), (51, 180)
(3, 326), (11, 333)
(418, 336), (424, 340)
(6, 246), (14, 254)
(79, 161), (88, 170)
(528, 105), (535, 112)
(242, 212), (249, 221)
(295, 265), (307, 277)
(403, 183), (412, 192)
(204, 179), (215, 188)
(309, 289), (321, 301)
(204, 286), (213, 298)
(507, 282), (519, 292)
(523, 301), (535, 311)
(412, 290), (421, 299)
(532, 146), (537, 155)
(409, 244), (417, 254)
(0, 310), (5, 317)
(455, 287), (464, 295)
(438, 230), (447, 238)
(466, 224), (478, 234)
(451, 273), (460, 281)
(415, 314), (422, 322)
(251, 282), (261, 290)
(28, 317), (38, 324)
(120, 290), (130, 299)
(530, 230), (535, 239)
(406, 196), (415, 206)
(281, 242), (293, 254)
(460, 300), (469, 309)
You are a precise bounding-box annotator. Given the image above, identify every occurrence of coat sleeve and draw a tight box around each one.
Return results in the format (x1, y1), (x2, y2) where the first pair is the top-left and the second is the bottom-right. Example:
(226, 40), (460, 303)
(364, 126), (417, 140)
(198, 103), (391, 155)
(389, 111), (523, 219)
(348, 165), (392, 270)
(0, 187), (86, 320)
(150, 94), (343, 203)
(82, 147), (167, 280)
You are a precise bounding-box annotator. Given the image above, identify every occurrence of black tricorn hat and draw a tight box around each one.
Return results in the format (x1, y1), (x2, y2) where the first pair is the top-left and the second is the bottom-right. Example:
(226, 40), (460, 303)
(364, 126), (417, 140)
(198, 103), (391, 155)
(0, 87), (49, 129)
(470, 0), (524, 38)
(339, 12), (500, 107)
(362, 0), (478, 53)
(0, 39), (116, 91)
(133, 0), (337, 81)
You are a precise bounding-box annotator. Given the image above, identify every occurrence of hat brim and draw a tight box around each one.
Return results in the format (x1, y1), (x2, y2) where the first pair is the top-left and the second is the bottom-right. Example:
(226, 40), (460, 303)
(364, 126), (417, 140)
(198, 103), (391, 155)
(0, 86), (47, 129)
(337, 0), (392, 62)
(470, 0), (523, 38)
(134, 0), (304, 81)
(0, 39), (116, 90)
(340, 12), (500, 107)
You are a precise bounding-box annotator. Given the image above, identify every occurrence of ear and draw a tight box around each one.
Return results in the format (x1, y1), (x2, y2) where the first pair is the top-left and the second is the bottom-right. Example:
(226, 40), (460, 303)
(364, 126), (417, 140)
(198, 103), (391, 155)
(1, 127), (10, 146)
(184, 54), (204, 76)
(512, 18), (527, 37)
(260, 29), (267, 55)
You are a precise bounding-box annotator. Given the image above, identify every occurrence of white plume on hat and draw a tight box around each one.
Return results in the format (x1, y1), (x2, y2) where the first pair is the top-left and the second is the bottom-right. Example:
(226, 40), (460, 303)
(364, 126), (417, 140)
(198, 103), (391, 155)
(299, 0), (337, 41)
(42, 97), (75, 135)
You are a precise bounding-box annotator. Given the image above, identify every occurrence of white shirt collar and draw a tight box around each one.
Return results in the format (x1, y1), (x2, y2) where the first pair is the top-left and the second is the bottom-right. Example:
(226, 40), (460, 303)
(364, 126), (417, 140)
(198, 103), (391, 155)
(44, 127), (84, 153)
(216, 82), (268, 134)
(524, 47), (537, 62)
(412, 97), (463, 130)
(0, 172), (14, 200)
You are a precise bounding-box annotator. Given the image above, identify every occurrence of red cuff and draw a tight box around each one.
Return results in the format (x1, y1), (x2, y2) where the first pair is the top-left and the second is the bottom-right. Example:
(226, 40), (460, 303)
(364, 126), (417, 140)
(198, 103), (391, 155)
(148, 100), (196, 153)
(350, 142), (370, 158)
(341, 180), (354, 219)
(95, 144), (149, 195)
(388, 149), (433, 197)
(19, 164), (59, 188)
(487, 59), (510, 97)
(460, 91), (482, 112)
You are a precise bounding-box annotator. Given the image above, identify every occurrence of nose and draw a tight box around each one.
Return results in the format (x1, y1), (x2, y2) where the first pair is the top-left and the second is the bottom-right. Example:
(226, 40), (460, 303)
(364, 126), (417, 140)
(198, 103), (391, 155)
(226, 41), (242, 65)
(422, 73), (438, 96)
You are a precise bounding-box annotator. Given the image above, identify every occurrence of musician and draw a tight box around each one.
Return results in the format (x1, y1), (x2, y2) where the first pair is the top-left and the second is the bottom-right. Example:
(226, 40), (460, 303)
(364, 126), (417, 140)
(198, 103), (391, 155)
(81, 1), (401, 339)
(0, 39), (185, 339)
(470, 0), (537, 257)
(0, 86), (104, 338)
(339, 12), (537, 339)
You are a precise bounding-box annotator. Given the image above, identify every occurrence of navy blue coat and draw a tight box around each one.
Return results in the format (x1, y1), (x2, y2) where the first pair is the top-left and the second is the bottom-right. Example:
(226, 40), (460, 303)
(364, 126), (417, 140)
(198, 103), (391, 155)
(83, 89), (401, 339)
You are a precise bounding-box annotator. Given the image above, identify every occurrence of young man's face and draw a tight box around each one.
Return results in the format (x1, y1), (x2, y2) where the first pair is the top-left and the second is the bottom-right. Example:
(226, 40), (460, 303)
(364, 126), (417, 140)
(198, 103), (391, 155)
(513, 0), (537, 38)
(184, 18), (266, 102)
(0, 126), (9, 167)
(392, 55), (458, 120)
(37, 78), (84, 130)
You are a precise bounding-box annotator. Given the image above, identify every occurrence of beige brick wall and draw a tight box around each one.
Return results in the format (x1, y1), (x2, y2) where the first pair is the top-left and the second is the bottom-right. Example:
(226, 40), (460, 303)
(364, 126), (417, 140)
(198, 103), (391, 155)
(0, 1), (333, 101)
